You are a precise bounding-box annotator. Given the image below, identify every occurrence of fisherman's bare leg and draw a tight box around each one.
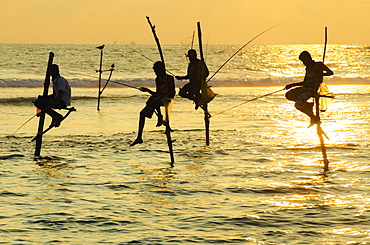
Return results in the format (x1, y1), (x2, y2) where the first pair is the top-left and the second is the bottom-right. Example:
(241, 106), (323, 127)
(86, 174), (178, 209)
(34, 97), (64, 127)
(48, 109), (64, 127)
(154, 108), (163, 127)
(130, 113), (145, 146)
(286, 87), (319, 127)
(295, 101), (319, 127)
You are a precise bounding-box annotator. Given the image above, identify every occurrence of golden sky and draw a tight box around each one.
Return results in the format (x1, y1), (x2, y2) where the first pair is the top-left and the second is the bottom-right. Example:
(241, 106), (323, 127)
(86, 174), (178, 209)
(0, 0), (369, 45)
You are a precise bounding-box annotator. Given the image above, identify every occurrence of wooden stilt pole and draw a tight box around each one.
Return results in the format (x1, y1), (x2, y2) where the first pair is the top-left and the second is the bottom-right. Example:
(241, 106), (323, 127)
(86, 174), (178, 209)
(97, 45), (104, 111)
(197, 22), (210, 145)
(323, 27), (328, 63)
(316, 102), (329, 170)
(317, 26), (329, 171)
(34, 52), (54, 157)
(146, 16), (175, 165)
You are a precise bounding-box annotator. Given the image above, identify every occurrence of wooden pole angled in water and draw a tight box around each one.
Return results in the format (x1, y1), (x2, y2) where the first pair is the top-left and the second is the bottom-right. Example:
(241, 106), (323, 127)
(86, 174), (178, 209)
(97, 45), (104, 111)
(100, 63), (115, 94)
(146, 16), (175, 164)
(34, 52), (54, 157)
(317, 26), (329, 170)
(316, 99), (329, 170)
(197, 22), (210, 146)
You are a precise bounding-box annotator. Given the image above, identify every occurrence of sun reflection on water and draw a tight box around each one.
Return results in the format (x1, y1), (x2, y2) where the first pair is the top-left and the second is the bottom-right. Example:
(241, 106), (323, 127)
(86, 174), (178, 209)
(275, 85), (369, 155)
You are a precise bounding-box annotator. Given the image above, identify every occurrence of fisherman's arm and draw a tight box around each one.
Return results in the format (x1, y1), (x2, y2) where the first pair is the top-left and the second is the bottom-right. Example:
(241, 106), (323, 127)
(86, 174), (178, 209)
(284, 81), (304, 90)
(202, 60), (210, 77)
(168, 76), (176, 98)
(322, 64), (334, 76)
(139, 87), (155, 95)
(175, 74), (189, 80)
(56, 90), (64, 100)
(176, 65), (191, 80)
(50, 90), (65, 106)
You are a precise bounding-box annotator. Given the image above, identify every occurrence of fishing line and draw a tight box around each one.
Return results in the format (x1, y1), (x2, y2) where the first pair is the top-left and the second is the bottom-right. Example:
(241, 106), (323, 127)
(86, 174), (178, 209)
(212, 88), (285, 116)
(12, 81), (140, 136)
(127, 46), (176, 76)
(127, 46), (156, 64)
(12, 104), (54, 135)
(207, 23), (284, 83)
(205, 33), (210, 63)
(12, 114), (38, 135)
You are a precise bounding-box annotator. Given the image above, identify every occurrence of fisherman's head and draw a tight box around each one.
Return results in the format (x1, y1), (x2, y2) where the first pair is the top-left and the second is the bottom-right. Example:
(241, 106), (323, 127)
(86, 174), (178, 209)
(187, 49), (197, 61)
(153, 61), (165, 77)
(50, 64), (60, 79)
(299, 51), (314, 66)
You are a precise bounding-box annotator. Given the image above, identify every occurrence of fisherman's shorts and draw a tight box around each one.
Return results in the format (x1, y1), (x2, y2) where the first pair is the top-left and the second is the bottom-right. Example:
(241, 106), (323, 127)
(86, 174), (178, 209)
(34, 95), (67, 110)
(285, 87), (315, 108)
(179, 83), (201, 100)
(285, 87), (315, 103)
(141, 96), (164, 118)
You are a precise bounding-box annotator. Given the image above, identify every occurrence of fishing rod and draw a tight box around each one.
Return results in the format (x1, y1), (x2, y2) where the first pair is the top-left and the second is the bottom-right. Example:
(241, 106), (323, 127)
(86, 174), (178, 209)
(109, 80), (140, 89)
(191, 31), (195, 49)
(12, 114), (38, 135)
(13, 80), (141, 136)
(127, 46), (156, 63)
(212, 88), (285, 116)
(207, 23), (283, 83)
(184, 31), (196, 64)
(12, 104), (54, 135)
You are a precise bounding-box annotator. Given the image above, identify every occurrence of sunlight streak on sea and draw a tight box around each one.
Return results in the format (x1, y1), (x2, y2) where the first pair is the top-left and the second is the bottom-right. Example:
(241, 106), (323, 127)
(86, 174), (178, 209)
(0, 44), (369, 244)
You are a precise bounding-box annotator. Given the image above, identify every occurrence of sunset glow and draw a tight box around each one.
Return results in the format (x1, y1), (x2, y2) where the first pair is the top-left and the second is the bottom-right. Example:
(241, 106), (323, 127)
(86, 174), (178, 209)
(1, 0), (369, 45)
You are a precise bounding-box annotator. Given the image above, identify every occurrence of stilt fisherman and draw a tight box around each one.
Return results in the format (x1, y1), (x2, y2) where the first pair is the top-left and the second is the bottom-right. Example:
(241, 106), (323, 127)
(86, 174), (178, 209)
(130, 61), (175, 146)
(176, 49), (209, 109)
(33, 64), (71, 127)
(285, 51), (333, 127)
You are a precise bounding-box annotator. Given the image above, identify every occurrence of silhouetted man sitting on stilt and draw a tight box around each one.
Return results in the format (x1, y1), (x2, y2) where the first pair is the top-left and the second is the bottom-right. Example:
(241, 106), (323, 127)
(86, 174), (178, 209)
(176, 49), (209, 109)
(34, 64), (71, 127)
(285, 51), (333, 127)
(130, 61), (175, 146)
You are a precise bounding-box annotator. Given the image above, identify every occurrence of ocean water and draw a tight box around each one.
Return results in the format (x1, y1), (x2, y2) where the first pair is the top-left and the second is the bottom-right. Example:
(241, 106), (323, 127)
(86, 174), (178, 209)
(0, 44), (370, 244)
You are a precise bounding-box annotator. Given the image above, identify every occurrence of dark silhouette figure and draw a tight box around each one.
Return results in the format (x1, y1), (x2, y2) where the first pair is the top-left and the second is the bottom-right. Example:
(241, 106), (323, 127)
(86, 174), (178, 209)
(285, 51), (333, 127)
(34, 64), (71, 127)
(176, 49), (209, 109)
(130, 61), (175, 146)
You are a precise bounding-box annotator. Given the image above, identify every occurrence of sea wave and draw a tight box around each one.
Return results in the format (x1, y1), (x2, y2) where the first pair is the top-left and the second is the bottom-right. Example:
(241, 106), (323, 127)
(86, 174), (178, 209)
(1, 76), (369, 88)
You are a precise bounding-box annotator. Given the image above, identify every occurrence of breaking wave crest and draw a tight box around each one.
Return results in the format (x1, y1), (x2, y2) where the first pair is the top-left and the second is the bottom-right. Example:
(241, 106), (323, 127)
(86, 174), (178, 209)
(1, 76), (369, 88)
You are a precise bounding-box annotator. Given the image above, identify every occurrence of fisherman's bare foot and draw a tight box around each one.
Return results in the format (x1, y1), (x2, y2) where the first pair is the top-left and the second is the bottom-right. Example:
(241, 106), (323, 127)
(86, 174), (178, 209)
(156, 115), (163, 127)
(308, 117), (321, 128)
(307, 102), (314, 110)
(130, 138), (143, 146)
(51, 114), (64, 127)
(194, 97), (201, 110)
